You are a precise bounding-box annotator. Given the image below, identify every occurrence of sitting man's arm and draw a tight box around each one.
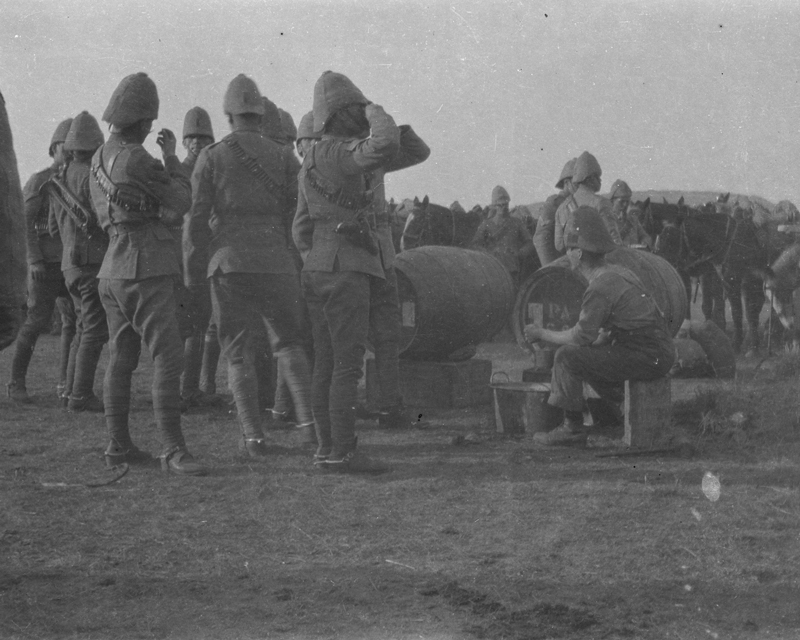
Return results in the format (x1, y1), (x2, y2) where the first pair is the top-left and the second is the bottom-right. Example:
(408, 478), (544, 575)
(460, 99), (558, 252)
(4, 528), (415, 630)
(524, 284), (612, 346)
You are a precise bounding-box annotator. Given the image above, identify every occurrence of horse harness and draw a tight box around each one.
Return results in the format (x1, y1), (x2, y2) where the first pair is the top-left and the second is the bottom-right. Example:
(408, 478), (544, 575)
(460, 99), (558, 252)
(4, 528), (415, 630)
(679, 212), (737, 274)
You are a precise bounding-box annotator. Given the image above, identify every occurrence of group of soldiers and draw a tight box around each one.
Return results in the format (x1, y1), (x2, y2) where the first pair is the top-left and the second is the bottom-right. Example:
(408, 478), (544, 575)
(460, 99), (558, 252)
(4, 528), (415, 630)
(2, 70), (429, 476)
(2, 70), (680, 466)
(469, 151), (653, 288)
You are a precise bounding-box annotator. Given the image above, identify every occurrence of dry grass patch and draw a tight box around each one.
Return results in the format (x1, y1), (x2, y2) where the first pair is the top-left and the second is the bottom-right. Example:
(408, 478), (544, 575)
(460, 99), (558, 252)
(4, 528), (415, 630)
(2, 337), (800, 639)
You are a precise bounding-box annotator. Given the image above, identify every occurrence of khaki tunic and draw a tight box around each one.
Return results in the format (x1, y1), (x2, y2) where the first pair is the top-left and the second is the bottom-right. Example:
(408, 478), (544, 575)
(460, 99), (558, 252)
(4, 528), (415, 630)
(554, 185), (621, 253)
(184, 127), (299, 284)
(292, 107), (430, 278)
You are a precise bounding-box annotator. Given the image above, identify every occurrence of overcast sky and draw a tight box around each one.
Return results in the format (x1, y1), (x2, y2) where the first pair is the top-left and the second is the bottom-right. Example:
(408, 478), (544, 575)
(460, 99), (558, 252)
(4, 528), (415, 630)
(2, 0), (799, 208)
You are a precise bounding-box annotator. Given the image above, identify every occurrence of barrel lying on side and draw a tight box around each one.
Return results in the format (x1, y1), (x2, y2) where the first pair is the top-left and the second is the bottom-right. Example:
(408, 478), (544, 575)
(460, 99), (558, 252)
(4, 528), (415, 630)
(512, 247), (688, 352)
(394, 246), (515, 360)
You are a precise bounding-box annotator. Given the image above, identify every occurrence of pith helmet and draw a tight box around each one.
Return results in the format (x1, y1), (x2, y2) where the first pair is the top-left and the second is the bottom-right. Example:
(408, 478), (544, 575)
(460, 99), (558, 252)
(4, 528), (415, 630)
(565, 206), (616, 254)
(259, 96), (283, 139)
(223, 74), (264, 116)
(297, 110), (320, 141)
(182, 106), (214, 139)
(555, 157), (577, 189)
(102, 72), (159, 128)
(491, 185), (510, 205)
(64, 111), (104, 151)
(608, 179), (632, 201)
(572, 151), (602, 185)
(312, 70), (369, 132)
(278, 109), (297, 141)
(49, 118), (74, 151)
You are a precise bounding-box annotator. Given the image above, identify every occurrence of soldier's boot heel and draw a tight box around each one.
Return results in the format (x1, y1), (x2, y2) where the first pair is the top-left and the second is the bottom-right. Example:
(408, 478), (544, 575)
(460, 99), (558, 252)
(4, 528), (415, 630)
(104, 440), (153, 468)
(6, 381), (32, 404)
(160, 447), (206, 476)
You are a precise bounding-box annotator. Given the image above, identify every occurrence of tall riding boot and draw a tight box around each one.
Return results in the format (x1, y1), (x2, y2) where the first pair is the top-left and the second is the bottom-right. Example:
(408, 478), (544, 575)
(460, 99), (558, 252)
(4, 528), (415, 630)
(228, 358), (268, 457)
(8, 325), (38, 400)
(200, 330), (221, 395)
(59, 317), (78, 404)
(181, 335), (205, 401)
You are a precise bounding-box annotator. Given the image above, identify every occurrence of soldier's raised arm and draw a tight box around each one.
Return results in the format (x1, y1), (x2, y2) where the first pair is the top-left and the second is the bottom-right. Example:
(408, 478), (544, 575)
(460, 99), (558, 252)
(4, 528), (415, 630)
(343, 103), (401, 173)
(126, 130), (192, 222)
(384, 124), (430, 173)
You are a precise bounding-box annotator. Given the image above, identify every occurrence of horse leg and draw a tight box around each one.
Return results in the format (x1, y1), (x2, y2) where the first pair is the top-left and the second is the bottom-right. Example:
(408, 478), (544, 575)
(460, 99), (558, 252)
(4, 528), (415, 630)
(700, 269), (725, 329)
(726, 275), (744, 354)
(681, 271), (691, 320)
(742, 274), (765, 356)
(711, 271), (727, 331)
(774, 288), (800, 353)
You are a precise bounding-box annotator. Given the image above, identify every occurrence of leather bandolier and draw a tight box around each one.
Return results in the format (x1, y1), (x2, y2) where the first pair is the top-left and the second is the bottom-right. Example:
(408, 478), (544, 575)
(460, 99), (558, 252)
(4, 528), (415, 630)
(304, 144), (378, 255)
(223, 136), (288, 206)
(91, 147), (161, 222)
(43, 163), (99, 236)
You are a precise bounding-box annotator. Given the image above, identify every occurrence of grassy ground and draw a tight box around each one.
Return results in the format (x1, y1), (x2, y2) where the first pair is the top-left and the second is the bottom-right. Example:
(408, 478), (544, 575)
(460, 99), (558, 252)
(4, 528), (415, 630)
(2, 335), (800, 639)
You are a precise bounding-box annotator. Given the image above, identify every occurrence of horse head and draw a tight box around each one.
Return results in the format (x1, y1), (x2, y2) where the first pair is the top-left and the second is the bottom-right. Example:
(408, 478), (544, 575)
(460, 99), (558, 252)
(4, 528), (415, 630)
(400, 196), (430, 251)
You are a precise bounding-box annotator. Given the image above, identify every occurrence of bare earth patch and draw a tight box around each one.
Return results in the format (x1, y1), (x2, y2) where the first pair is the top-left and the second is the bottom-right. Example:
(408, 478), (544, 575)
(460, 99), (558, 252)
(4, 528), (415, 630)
(2, 337), (800, 639)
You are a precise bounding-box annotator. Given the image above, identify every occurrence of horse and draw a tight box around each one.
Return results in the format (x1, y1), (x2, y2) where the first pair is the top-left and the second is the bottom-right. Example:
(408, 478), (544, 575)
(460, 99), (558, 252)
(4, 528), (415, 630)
(640, 198), (727, 329)
(400, 196), (482, 251)
(717, 206), (768, 354)
(750, 211), (800, 352)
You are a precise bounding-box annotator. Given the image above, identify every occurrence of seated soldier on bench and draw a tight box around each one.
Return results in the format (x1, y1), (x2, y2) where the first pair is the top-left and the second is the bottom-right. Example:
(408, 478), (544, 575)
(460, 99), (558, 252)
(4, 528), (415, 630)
(523, 206), (674, 445)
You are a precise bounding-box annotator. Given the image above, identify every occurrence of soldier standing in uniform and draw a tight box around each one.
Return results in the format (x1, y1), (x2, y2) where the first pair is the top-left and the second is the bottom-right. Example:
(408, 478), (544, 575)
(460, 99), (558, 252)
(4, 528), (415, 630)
(0, 89), (27, 353)
(185, 74), (315, 457)
(554, 151), (621, 255)
(607, 179), (651, 248)
(295, 111), (320, 160)
(48, 111), (108, 412)
(278, 108), (297, 148)
(90, 72), (205, 475)
(261, 98), (313, 427)
(533, 157), (575, 266)
(293, 70), (430, 472)
(470, 185), (534, 287)
(173, 106), (221, 409)
(7, 118), (77, 404)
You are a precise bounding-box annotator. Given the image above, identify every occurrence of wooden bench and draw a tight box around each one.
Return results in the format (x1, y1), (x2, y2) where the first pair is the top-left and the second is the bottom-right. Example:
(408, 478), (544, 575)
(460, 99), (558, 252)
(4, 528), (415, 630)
(624, 378), (671, 448)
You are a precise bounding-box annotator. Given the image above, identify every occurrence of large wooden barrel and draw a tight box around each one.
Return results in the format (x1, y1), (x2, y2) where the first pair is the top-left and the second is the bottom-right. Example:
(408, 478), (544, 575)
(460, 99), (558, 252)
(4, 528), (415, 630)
(395, 246), (515, 360)
(512, 247), (688, 352)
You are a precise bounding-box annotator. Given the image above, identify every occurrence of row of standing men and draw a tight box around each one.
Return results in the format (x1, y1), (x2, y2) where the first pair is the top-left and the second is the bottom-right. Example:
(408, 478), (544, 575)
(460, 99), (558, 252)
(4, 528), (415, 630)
(6, 70), (430, 476)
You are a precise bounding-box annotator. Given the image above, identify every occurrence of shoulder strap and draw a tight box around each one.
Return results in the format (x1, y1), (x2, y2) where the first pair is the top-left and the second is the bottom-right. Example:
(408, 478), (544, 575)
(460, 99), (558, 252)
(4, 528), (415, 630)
(609, 266), (668, 326)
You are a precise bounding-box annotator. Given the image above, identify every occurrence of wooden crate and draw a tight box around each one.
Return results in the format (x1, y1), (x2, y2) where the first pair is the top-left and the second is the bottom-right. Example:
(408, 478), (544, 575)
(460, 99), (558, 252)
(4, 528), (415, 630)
(624, 378), (671, 448)
(366, 358), (493, 410)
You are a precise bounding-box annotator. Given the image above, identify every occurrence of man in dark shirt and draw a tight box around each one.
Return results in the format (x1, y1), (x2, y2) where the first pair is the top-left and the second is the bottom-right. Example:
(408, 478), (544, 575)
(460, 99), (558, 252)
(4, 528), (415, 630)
(524, 206), (674, 445)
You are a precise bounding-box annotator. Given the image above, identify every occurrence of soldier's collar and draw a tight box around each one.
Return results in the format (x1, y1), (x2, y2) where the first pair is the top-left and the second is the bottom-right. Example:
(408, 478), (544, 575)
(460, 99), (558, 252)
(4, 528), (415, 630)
(231, 124), (261, 134)
(321, 134), (361, 143)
